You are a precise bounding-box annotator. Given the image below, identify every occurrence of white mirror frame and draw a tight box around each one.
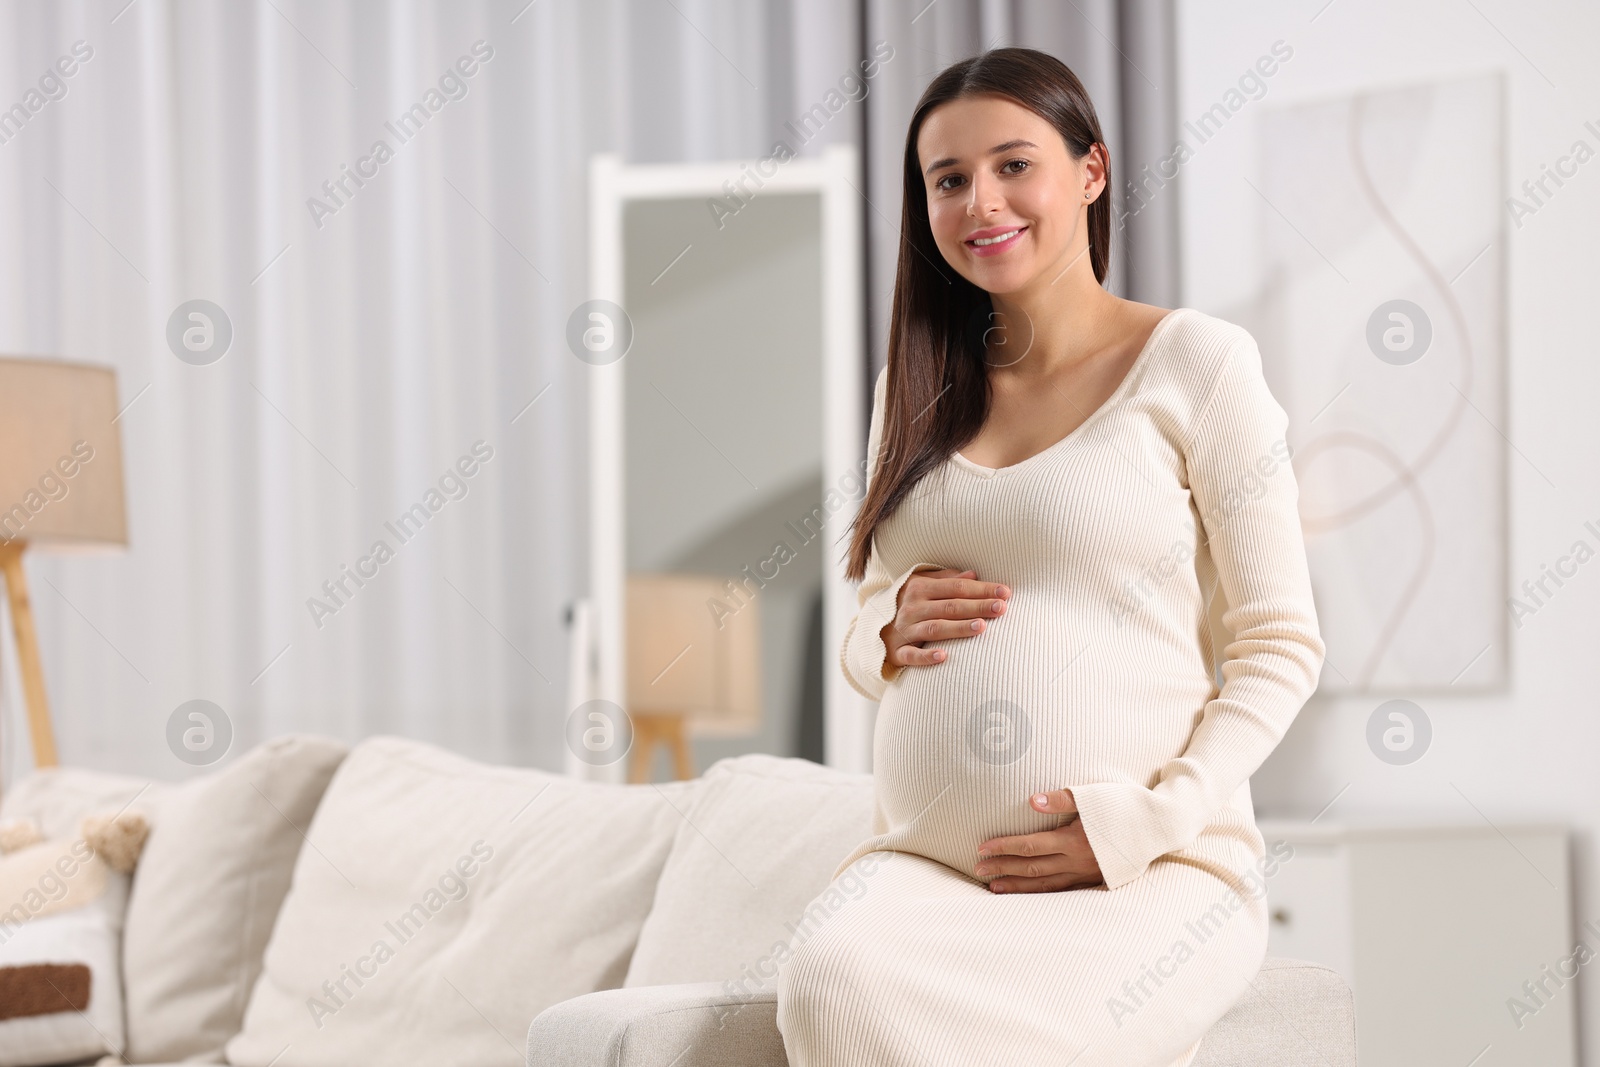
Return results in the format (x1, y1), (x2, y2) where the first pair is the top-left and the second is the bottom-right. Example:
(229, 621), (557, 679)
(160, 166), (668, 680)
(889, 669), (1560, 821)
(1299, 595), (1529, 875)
(577, 143), (872, 781)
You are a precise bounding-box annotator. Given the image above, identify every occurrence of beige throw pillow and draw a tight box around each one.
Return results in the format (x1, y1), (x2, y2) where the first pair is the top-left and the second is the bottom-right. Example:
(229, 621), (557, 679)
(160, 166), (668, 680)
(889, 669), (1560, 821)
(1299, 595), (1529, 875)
(623, 753), (876, 988)
(121, 734), (349, 1063)
(224, 735), (698, 1067)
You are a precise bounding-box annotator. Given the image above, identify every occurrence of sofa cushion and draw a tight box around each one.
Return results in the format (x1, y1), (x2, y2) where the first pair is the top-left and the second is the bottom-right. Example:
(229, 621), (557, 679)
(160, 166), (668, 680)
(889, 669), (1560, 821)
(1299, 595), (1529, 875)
(224, 735), (698, 1067)
(122, 734), (348, 1063)
(624, 754), (874, 988)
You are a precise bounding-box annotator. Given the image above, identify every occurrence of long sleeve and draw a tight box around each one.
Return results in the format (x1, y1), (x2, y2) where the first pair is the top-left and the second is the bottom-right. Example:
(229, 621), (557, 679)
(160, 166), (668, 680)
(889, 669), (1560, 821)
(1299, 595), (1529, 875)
(840, 365), (947, 702)
(1071, 329), (1326, 890)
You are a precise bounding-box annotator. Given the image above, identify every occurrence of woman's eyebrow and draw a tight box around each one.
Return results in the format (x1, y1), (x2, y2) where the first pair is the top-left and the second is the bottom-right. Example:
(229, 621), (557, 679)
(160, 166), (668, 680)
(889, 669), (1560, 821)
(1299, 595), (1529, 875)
(924, 139), (1039, 175)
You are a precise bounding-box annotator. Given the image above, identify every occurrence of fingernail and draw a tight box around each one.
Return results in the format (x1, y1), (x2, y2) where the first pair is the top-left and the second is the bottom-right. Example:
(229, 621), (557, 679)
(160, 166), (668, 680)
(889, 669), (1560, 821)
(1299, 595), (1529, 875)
(970, 619), (982, 631)
(992, 600), (1005, 614)
(1033, 793), (1050, 807)
(975, 865), (991, 876)
(997, 585), (1010, 597)
(977, 849), (992, 859)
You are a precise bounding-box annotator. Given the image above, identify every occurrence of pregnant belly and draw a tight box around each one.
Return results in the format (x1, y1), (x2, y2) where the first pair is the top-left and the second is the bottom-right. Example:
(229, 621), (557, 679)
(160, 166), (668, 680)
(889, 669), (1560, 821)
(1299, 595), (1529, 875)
(869, 628), (1214, 879)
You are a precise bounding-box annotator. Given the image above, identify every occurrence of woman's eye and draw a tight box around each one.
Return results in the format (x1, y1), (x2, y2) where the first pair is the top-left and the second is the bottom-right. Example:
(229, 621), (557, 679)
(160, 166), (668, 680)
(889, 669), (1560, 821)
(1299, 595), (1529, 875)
(935, 160), (1029, 192)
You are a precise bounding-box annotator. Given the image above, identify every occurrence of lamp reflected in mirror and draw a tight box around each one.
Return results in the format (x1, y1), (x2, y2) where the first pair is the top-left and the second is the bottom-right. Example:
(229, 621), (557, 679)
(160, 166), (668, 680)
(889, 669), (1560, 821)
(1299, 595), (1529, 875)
(625, 572), (761, 782)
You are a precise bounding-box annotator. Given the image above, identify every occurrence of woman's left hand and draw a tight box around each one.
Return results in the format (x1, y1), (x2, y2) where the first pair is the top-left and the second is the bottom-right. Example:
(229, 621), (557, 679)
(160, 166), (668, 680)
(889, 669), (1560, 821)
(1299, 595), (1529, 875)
(974, 789), (1104, 893)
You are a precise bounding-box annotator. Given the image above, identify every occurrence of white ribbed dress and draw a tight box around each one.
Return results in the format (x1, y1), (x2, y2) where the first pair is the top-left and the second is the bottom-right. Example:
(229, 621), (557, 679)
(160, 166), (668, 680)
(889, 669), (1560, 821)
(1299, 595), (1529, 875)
(774, 307), (1326, 1066)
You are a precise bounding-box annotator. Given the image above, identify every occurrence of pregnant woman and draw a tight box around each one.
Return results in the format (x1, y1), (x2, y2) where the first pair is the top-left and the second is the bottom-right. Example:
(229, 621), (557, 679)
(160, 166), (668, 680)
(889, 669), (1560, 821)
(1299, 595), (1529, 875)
(774, 48), (1325, 1066)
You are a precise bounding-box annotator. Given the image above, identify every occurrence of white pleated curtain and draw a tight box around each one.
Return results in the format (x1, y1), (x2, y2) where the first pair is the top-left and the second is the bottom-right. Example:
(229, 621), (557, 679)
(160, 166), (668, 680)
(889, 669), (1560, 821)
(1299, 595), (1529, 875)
(0, 0), (1169, 784)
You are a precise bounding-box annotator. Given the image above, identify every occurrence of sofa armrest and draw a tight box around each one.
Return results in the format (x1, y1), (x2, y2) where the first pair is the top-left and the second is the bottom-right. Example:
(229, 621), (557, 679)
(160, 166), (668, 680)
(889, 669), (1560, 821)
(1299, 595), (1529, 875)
(1195, 957), (1358, 1067)
(527, 957), (1355, 1067)
(526, 983), (787, 1067)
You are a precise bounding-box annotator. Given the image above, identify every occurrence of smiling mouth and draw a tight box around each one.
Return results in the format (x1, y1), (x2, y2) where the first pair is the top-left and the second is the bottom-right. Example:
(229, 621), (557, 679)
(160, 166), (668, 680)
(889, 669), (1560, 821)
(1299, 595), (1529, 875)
(966, 226), (1027, 250)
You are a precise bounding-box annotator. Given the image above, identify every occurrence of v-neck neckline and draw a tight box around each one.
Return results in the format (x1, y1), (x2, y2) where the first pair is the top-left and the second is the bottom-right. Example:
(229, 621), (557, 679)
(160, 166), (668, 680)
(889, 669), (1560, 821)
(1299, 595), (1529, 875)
(949, 306), (1189, 479)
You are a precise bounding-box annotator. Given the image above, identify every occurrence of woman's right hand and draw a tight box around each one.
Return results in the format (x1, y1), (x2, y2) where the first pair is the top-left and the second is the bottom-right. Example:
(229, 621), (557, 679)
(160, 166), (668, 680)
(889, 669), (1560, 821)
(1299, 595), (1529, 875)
(880, 568), (1010, 672)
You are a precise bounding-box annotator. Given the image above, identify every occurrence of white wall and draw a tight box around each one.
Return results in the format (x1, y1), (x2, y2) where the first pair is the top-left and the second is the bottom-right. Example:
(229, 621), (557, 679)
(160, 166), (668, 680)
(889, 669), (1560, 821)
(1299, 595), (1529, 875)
(1174, 0), (1600, 1061)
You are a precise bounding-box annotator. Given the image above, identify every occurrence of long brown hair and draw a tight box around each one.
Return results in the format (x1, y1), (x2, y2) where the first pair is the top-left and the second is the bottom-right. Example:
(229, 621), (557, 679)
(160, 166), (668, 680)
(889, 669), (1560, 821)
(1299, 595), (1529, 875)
(843, 47), (1112, 582)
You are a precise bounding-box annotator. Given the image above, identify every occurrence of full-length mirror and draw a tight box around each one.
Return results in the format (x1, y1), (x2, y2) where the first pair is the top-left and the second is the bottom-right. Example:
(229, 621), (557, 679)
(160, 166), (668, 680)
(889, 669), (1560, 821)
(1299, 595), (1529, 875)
(623, 190), (822, 779)
(579, 146), (868, 783)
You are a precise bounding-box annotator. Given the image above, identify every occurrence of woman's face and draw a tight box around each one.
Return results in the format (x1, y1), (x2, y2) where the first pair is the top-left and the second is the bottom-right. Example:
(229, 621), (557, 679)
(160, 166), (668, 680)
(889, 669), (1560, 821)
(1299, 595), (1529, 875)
(916, 94), (1101, 295)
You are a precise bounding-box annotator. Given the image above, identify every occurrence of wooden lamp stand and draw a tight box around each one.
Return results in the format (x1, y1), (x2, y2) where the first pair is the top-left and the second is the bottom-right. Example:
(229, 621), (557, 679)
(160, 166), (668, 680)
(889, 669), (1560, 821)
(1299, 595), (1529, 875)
(0, 541), (59, 767)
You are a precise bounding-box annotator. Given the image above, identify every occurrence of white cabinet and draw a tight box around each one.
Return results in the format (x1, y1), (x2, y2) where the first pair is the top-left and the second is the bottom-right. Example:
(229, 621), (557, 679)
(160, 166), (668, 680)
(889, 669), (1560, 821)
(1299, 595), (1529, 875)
(1257, 820), (1576, 1067)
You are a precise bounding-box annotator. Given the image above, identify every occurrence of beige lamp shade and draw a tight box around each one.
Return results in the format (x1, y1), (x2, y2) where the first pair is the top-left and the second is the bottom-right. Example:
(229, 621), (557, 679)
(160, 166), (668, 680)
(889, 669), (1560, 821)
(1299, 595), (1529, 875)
(626, 572), (761, 737)
(0, 357), (127, 548)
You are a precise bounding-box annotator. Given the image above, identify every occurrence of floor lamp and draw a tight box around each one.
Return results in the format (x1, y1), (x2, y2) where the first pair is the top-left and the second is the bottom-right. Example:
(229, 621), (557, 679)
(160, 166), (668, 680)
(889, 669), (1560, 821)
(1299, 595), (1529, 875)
(0, 357), (128, 770)
(625, 572), (762, 783)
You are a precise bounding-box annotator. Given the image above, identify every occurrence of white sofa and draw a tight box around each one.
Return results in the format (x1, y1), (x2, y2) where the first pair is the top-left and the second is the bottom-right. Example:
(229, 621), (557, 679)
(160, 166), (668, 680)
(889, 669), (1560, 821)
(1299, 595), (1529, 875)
(0, 734), (1356, 1066)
